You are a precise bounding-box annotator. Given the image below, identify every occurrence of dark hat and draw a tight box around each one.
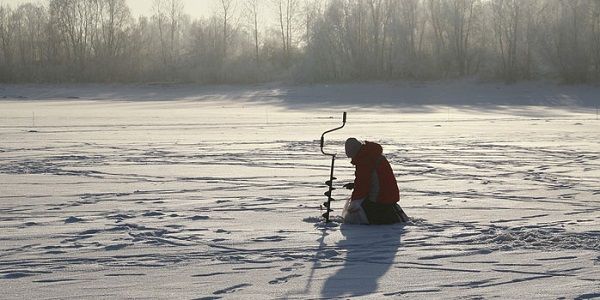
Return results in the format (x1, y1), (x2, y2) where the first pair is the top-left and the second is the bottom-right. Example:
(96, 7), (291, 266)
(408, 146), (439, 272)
(345, 138), (363, 158)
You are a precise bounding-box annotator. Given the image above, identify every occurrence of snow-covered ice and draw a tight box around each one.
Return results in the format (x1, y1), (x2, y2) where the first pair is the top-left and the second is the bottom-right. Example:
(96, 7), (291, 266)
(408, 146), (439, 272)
(0, 82), (599, 299)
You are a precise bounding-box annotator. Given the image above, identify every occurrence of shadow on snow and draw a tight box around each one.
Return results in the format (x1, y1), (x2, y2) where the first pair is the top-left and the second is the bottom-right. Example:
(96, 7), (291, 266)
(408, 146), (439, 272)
(320, 223), (405, 298)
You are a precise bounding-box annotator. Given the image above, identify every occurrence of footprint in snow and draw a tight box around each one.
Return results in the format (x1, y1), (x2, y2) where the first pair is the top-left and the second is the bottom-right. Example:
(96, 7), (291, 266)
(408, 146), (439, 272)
(280, 263), (304, 272)
(165, 224), (184, 229)
(142, 211), (164, 217)
(104, 244), (129, 251)
(33, 278), (77, 283)
(252, 235), (285, 242)
(3, 272), (37, 279)
(107, 214), (135, 222)
(104, 273), (146, 277)
(64, 216), (84, 224)
(535, 256), (578, 261)
(269, 274), (302, 284)
(2, 270), (51, 279)
(316, 249), (340, 260)
(212, 283), (252, 295)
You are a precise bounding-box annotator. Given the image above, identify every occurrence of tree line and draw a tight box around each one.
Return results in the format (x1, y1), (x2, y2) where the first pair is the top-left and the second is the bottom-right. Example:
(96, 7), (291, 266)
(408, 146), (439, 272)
(1, 0), (600, 84)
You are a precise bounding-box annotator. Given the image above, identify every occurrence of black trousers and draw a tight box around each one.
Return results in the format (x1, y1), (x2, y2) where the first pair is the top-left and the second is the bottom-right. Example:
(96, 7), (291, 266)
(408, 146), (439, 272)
(361, 200), (409, 225)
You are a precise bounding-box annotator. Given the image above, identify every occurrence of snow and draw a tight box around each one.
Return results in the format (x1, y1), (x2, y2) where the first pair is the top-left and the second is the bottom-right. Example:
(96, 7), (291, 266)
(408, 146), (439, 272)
(0, 82), (599, 299)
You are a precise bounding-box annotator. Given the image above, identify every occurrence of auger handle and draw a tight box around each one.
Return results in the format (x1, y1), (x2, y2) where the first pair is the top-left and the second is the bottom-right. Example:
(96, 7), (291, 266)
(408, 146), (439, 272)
(320, 112), (347, 156)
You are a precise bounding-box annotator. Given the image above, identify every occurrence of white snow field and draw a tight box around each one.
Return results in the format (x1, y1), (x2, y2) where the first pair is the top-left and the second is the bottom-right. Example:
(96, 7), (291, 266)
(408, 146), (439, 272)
(0, 82), (599, 299)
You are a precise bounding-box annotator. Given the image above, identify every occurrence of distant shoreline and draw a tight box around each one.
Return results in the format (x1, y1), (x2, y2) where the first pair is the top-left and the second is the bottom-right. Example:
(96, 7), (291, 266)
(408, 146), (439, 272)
(1, 81), (598, 108)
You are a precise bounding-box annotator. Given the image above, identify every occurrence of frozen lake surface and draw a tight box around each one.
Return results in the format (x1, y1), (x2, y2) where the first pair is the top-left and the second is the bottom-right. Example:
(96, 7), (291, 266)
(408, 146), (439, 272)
(0, 83), (599, 299)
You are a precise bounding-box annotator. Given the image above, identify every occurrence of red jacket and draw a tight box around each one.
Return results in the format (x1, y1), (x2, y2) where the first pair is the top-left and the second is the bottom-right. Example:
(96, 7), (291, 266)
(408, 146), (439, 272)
(351, 141), (399, 204)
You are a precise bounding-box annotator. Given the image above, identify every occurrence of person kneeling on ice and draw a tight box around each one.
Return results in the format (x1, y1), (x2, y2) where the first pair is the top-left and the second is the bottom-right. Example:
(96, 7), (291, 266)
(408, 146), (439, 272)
(342, 138), (409, 225)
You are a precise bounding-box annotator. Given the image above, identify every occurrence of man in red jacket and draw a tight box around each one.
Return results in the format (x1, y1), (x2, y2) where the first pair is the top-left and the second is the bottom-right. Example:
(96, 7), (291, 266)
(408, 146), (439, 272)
(343, 138), (409, 224)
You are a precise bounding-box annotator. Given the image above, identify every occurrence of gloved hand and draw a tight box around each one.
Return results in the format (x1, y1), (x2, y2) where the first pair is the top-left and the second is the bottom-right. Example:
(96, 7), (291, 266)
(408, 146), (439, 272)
(343, 182), (355, 190)
(347, 199), (363, 213)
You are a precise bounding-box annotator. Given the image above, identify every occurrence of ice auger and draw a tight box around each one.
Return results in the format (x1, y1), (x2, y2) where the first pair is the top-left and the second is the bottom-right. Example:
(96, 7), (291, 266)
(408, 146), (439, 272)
(319, 112), (347, 222)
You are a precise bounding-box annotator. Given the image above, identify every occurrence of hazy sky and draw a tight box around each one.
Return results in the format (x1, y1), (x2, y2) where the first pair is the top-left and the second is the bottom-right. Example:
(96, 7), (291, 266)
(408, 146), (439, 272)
(3, 0), (231, 18)
(2, 0), (290, 28)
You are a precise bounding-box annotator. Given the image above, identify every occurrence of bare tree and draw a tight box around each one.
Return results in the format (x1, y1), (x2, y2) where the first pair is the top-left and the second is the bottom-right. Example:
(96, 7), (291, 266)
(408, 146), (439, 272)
(273, 0), (299, 67)
(245, 0), (260, 65)
(95, 0), (132, 80)
(427, 0), (450, 76)
(220, 0), (235, 60)
(386, 0), (424, 78)
(492, 0), (521, 82)
(153, 0), (183, 75)
(448, 0), (478, 76)
(367, 0), (384, 76)
(302, 0), (320, 48)
(0, 5), (15, 80)
(49, 0), (100, 79)
(0, 5), (13, 75)
(591, 0), (600, 80)
(539, 0), (591, 83)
